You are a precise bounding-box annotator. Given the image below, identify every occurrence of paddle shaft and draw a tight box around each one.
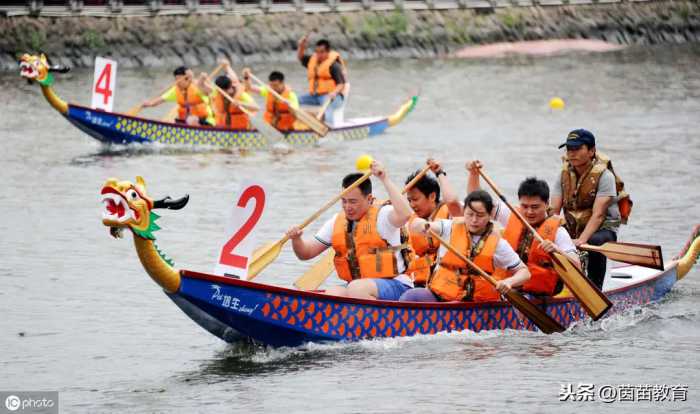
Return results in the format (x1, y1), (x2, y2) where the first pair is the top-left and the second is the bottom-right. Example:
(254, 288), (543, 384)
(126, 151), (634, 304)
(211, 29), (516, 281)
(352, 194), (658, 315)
(477, 170), (547, 243)
(429, 229), (564, 334)
(402, 165), (431, 195)
(283, 170), (372, 244)
(316, 98), (332, 120)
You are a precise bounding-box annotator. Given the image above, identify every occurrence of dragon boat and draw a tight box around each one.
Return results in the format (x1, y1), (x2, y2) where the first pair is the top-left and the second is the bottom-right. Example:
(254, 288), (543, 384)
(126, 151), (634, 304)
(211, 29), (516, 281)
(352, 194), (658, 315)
(19, 53), (417, 149)
(101, 176), (700, 348)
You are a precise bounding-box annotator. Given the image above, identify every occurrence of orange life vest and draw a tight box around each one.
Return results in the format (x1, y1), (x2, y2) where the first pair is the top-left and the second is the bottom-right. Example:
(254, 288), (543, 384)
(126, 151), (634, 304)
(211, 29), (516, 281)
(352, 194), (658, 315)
(406, 203), (450, 286)
(175, 84), (210, 120)
(503, 214), (561, 296)
(428, 220), (504, 302)
(213, 91), (250, 130)
(330, 205), (409, 282)
(307, 51), (345, 95)
(264, 86), (295, 131)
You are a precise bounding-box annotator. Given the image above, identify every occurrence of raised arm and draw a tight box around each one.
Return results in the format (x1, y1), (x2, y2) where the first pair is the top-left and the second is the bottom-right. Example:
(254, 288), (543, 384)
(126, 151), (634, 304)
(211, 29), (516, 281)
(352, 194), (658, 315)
(241, 68), (261, 94)
(427, 158), (462, 217)
(297, 34), (309, 63)
(465, 160), (482, 194)
(372, 161), (412, 227)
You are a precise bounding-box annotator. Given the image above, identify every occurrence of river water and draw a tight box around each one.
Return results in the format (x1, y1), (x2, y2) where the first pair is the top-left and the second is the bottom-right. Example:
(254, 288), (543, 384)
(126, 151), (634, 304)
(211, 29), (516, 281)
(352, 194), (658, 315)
(1, 44), (699, 413)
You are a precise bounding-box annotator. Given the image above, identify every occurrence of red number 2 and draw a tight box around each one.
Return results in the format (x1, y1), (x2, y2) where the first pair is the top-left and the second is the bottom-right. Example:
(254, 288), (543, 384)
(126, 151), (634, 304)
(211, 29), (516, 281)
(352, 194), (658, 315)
(95, 63), (113, 105)
(218, 185), (266, 269)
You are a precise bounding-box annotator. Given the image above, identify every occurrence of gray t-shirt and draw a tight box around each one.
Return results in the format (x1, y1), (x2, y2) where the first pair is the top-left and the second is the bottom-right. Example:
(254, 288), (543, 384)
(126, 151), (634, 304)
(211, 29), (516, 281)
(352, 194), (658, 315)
(553, 169), (620, 232)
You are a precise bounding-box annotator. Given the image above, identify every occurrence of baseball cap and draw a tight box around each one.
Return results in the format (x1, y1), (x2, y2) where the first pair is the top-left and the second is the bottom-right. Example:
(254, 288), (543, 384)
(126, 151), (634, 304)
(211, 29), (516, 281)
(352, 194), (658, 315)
(558, 129), (596, 149)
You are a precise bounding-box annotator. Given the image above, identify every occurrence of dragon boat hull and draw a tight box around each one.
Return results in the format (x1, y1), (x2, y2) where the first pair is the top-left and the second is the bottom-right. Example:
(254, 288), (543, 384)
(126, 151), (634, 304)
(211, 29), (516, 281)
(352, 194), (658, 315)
(64, 99), (416, 149)
(168, 263), (682, 348)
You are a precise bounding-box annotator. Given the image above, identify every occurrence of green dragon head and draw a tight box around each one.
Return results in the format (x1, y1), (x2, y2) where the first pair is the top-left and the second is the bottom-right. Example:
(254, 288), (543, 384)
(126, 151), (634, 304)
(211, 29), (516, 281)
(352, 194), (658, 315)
(101, 177), (189, 240)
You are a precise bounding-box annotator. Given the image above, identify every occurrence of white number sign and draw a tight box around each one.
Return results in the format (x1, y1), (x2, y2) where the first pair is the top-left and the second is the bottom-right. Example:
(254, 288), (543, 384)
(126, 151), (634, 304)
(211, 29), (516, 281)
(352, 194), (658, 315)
(215, 181), (267, 279)
(91, 57), (117, 112)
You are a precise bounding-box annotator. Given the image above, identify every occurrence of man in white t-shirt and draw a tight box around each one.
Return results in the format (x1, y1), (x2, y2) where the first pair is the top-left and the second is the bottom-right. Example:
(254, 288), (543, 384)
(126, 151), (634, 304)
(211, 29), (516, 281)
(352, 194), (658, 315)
(466, 161), (581, 296)
(286, 160), (414, 300)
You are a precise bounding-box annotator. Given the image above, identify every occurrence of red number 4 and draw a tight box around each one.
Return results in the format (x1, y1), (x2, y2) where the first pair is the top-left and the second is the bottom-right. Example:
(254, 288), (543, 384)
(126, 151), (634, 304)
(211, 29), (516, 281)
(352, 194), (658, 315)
(219, 185), (266, 269)
(95, 63), (113, 105)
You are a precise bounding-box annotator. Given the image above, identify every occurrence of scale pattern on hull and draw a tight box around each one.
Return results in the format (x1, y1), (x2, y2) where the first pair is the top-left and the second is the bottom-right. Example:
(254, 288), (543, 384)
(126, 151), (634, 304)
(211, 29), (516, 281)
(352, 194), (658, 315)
(68, 105), (381, 148)
(176, 267), (676, 347)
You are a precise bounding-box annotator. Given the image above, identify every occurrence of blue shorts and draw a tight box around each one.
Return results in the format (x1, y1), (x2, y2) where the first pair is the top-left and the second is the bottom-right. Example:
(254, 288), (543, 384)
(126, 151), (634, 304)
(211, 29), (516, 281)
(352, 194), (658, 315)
(373, 279), (411, 301)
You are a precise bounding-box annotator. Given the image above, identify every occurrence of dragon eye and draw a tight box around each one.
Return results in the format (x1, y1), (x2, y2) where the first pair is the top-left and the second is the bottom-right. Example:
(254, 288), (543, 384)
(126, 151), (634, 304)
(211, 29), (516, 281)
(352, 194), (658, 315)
(126, 189), (139, 200)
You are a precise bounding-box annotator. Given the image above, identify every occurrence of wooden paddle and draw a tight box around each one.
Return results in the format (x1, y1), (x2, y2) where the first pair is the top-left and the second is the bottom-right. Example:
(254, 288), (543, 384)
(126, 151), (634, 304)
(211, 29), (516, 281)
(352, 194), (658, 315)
(247, 160), (373, 279)
(477, 169), (612, 321)
(248, 72), (330, 137)
(429, 229), (565, 334)
(316, 97), (332, 121)
(292, 165), (433, 290)
(294, 250), (335, 290)
(207, 81), (286, 145)
(580, 242), (664, 270)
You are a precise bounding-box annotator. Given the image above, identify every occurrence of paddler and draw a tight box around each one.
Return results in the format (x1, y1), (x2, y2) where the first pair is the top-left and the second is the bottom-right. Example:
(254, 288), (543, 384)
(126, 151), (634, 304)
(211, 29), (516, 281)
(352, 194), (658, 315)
(466, 161), (581, 296)
(297, 36), (347, 127)
(200, 59), (258, 130)
(141, 66), (214, 126)
(401, 159), (462, 296)
(550, 129), (631, 289)
(286, 160), (415, 300)
(243, 68), (299, 132)
(400, 190), (530, 303)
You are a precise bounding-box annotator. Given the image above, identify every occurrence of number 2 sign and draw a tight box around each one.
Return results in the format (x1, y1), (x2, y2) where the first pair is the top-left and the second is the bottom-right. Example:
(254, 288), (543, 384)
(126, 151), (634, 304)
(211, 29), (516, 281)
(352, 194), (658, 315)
(215, 181), (267, 279)
(91, 57), (117, 112)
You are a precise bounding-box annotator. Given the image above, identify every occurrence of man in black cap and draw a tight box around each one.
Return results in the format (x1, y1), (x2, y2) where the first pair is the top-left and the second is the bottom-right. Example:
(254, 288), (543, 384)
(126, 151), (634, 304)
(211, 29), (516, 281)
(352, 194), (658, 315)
(550, 129), (627, 289)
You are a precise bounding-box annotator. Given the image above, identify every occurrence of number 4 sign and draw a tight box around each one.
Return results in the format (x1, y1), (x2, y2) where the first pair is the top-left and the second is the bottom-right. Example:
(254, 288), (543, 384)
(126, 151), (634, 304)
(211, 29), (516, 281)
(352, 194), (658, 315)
(215, 181), (267, 279)
(91, 57), (117, 112)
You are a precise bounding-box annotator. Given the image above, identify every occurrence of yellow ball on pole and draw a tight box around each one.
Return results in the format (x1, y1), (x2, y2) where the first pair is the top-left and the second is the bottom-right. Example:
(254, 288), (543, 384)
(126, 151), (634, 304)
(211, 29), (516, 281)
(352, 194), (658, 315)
(355, 154), (373, 172)
(549, 97), (566, 110)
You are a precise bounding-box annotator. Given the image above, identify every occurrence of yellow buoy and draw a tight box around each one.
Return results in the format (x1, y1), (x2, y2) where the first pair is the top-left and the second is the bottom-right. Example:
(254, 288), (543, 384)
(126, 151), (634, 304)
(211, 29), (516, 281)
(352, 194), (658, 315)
(356, 154), (373, 172)
(549, 97), (565, 110)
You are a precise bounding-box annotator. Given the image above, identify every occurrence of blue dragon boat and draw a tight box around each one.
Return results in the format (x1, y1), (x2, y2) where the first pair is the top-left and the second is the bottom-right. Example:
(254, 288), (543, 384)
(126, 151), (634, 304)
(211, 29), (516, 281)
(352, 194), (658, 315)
(100, 176), (700, 348)
(20, 53), (417, 149)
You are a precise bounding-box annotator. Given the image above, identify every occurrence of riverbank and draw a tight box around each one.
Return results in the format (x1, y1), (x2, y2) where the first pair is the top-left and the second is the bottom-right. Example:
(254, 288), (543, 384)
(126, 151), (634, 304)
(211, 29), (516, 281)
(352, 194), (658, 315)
(1, 1), (698, 71)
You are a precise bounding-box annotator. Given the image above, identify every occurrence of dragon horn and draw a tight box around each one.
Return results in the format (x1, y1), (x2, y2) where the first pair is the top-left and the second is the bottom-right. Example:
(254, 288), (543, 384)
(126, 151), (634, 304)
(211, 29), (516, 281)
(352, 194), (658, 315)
(153, 195), (190, 210)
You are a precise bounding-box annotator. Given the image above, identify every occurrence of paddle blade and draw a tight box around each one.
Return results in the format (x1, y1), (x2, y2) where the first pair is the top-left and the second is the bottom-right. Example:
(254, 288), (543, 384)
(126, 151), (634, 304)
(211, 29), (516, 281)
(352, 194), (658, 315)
(247, 239), (285, 280)
(552, 252), (612, 321)
(294, 250), (335, 291)
(504, 290), (565, 334)
(292, 106), (329, 136)
(248, 112), (287, 148)
(594, 242), (664, 271)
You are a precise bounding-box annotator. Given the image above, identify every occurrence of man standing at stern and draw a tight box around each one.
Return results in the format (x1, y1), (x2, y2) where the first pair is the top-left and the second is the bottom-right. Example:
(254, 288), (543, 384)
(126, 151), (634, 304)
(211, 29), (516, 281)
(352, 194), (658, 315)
(551, 129), (631, 289)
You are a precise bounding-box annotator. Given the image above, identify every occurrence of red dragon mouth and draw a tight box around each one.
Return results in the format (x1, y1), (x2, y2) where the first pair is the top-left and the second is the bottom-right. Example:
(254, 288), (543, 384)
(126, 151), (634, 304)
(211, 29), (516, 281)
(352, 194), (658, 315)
(101, 187), (137, 223)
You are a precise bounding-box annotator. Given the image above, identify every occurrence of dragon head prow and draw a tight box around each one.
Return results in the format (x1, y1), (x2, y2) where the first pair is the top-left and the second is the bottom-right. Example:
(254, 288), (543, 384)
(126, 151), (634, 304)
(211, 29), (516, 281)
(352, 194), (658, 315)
(19, 53), (70, 86)
(101, 176), (189, 240)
